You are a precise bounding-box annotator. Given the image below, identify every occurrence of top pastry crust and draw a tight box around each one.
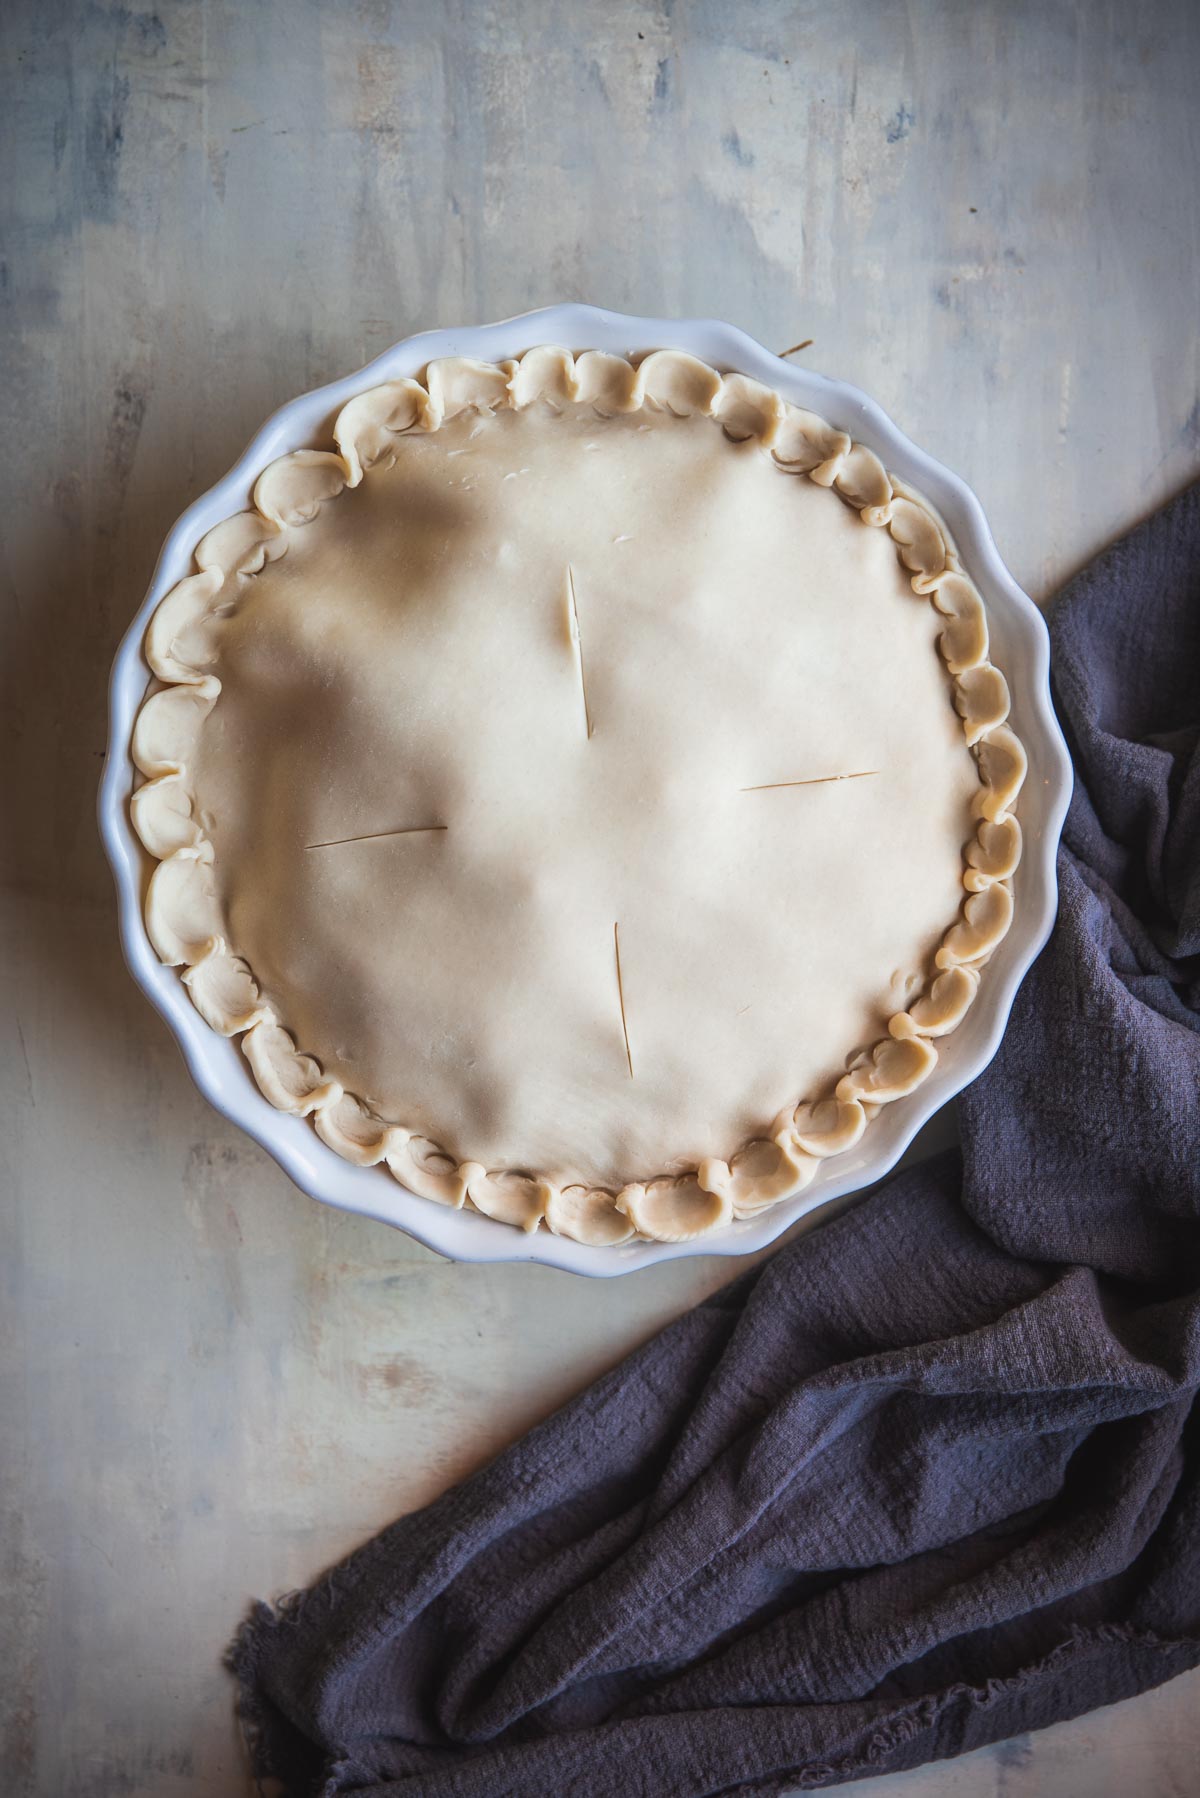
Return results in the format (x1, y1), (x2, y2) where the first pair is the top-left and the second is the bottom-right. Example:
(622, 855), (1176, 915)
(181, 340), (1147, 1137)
(131, 348), (1025, 1246)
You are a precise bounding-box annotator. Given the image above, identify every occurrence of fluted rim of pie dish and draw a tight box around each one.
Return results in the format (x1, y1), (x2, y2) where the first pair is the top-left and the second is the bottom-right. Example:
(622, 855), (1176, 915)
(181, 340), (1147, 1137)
(99, 304), (1072, 1277)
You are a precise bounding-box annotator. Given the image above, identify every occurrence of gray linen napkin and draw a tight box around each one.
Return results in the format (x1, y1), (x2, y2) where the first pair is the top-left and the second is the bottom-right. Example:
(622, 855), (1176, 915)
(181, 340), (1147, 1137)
(230, 483), (1200, 1797)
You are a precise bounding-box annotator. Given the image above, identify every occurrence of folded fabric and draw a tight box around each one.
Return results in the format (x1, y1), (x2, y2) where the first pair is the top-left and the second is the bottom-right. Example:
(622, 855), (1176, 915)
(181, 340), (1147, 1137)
(231, 483), (1200, 1798)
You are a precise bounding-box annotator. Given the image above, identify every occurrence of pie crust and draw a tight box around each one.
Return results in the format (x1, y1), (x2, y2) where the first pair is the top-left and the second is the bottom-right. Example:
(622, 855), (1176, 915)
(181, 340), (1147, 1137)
(131, 348), (1025, 1245)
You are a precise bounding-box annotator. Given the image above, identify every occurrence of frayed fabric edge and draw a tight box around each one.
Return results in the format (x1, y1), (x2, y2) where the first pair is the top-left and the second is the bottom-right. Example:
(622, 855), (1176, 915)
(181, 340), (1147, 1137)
(226, 1606), (1200, 1797)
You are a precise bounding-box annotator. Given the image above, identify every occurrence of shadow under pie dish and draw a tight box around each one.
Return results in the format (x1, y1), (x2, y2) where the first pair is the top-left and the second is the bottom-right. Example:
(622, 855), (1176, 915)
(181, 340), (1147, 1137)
(124, 336), (1032, 1251)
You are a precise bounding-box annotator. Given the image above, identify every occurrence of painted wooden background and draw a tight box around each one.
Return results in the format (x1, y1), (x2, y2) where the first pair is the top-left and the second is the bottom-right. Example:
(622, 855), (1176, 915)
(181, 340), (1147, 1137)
(2, 1), (1198, 1792)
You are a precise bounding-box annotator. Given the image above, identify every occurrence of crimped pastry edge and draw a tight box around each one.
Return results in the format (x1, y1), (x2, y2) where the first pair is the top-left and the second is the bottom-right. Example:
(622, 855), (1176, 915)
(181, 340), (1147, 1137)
(130, 347), (1025, 1245)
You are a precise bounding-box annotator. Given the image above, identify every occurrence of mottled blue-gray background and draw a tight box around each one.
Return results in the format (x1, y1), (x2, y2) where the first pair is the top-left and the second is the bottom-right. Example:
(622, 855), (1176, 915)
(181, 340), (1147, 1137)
(2, 2), (1198, 1793)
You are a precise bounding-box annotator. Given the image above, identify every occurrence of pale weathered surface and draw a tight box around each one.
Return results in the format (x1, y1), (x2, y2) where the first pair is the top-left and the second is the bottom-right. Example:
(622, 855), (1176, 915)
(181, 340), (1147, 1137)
(2, 2), (1198, 1793)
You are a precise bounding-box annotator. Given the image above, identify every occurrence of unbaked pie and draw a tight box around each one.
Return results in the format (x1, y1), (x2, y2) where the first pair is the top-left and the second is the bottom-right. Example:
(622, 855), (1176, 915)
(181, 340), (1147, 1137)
(131, 347), (1024, 1245)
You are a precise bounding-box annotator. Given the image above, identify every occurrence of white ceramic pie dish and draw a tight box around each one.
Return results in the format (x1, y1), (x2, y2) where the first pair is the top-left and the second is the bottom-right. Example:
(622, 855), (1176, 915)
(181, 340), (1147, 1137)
(99, 304), (1071, 1276)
